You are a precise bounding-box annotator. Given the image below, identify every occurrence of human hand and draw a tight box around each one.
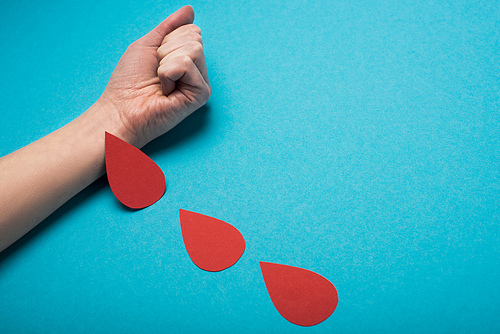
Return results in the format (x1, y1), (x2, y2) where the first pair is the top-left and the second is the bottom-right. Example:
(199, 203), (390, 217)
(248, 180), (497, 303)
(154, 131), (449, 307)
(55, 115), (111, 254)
(0, 6), (211, 251)
(97, 6), (210, 148)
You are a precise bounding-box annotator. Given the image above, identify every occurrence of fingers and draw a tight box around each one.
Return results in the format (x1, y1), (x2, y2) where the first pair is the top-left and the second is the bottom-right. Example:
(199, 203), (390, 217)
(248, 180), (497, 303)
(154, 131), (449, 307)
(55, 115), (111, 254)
(159, 24), (201, 47)
(157, 26), (203, 60)
(156, 24), (210, 90)
(157, 56), (211, 106)
(157, 39), (208, 85)
(136, 6), (194, 47)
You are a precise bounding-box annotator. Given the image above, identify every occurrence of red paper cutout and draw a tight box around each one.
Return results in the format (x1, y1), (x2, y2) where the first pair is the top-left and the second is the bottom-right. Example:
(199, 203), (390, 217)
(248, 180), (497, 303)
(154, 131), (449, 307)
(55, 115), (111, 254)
(260, 261), (338, 327)
(105, 132), (165, 209)
(179, 209), (245, 272)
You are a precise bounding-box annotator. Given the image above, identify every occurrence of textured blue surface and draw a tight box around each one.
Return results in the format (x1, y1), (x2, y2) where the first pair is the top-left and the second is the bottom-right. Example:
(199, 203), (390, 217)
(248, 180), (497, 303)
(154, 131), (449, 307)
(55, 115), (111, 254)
(1, 0), (499, 332)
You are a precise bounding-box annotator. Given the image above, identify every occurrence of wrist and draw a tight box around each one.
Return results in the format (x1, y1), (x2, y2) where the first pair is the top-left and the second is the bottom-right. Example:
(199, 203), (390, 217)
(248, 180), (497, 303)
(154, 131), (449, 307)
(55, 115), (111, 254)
(82, 97), (138, 147)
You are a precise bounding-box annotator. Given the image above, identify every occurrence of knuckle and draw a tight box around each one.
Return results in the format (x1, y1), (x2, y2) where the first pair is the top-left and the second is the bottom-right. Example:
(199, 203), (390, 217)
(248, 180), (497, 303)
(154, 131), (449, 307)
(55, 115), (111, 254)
(180, 55), (192, 67)
(156, 46), (165, 59)
(188, 24), (201, 35)
(189, 41), (203, 54)
(201, 83), (211, 103)
(188, 32), (203, 44)
(206, 86), (212, 101)
(157, 64), (165, 77)
(161, 34), (169, 45)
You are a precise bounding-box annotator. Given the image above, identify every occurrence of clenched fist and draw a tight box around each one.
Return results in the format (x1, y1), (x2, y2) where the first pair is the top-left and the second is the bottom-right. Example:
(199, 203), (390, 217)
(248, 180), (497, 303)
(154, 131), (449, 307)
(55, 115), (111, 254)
(0, 6), (211, 251)
(98, 5), (210, 148)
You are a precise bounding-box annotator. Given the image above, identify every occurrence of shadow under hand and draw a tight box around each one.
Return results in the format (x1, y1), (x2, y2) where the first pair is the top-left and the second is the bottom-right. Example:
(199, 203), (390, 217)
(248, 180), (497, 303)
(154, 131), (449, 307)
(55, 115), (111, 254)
(143, 103), (212, 156)
(0, 103), (212, 265)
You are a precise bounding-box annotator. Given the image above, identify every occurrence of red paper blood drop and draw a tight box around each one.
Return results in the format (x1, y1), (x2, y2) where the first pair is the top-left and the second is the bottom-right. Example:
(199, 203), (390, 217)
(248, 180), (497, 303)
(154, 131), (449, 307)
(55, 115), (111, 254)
(260, 261), (338, 327)
(179, 209), (245, 272)
(105, 132), (165, 209)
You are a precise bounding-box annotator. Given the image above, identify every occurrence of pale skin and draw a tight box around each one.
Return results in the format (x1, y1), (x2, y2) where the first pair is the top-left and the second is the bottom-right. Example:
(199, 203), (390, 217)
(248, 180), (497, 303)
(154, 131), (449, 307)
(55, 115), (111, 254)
(0, 6), (210, 252)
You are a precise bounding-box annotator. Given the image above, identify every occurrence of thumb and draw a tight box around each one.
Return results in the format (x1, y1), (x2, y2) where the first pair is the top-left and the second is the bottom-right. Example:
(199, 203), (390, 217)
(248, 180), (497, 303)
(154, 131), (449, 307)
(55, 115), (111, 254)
(137, 6), (195, 47)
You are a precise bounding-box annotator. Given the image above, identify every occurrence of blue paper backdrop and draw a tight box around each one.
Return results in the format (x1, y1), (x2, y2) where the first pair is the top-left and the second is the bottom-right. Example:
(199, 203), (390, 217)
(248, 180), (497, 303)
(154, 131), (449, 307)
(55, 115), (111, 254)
(1, 0), (499, 332)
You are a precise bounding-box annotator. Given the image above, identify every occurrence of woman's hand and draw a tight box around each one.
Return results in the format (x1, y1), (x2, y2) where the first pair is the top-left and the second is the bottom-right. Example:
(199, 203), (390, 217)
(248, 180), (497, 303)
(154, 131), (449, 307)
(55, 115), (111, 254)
(97, 5), (210, 148)
(0, 6), (210, 252)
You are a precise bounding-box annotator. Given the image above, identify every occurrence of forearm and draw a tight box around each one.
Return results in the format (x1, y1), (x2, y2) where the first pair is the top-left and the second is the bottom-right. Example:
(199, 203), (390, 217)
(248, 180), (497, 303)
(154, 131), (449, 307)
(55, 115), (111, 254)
(0, 5), (209, 253)
(0, 101), (124, 252)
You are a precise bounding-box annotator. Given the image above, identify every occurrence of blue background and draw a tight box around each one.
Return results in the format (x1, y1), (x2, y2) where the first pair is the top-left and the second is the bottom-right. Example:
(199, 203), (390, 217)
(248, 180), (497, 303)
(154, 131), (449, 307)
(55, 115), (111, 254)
(1, 0), (499, 332)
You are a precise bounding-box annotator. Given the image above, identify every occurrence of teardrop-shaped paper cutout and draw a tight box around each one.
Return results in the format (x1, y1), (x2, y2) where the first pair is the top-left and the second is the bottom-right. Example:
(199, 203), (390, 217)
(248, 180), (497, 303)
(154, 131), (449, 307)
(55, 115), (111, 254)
(105, 132), (165, 209)
(179, 209), (245, 272)
(260, 261), (338, 327)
